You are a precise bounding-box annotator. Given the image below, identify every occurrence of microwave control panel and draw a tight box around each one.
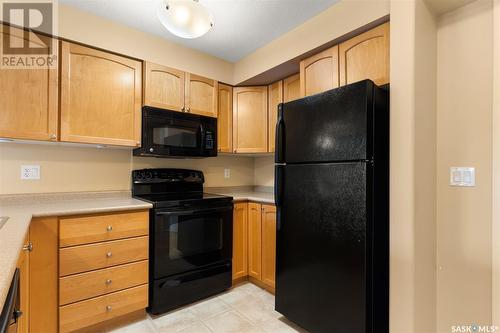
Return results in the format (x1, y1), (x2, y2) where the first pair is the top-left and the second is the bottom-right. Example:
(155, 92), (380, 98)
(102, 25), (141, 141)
(205, 131), (214, 150)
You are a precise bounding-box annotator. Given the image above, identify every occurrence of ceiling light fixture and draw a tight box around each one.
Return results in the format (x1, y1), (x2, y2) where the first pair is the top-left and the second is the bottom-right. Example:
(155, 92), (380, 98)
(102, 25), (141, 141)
(157, 0), (214, 39)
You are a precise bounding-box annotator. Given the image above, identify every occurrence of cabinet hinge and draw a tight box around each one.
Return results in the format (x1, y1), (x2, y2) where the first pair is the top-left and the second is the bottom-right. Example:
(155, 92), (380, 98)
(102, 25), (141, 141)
(22, 242), (33, 252)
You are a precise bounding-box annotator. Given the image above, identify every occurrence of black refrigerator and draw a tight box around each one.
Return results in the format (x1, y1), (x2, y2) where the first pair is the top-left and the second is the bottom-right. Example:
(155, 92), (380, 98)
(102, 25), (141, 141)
(274, 80), (389, 333)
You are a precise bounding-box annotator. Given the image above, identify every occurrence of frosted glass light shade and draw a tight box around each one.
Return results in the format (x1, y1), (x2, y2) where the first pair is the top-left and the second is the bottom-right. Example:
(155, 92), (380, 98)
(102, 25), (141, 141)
(157, 0), (214, 39)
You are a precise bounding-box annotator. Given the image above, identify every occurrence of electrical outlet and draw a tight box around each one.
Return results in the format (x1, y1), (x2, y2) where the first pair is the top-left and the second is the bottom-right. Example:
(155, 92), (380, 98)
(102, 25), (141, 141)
(224, 169), (231, 179)
(21, 165), (40, 180)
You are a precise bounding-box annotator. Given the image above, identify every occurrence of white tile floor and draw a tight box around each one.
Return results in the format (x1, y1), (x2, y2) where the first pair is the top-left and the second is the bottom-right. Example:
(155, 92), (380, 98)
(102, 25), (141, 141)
(110, 283), (309, 333)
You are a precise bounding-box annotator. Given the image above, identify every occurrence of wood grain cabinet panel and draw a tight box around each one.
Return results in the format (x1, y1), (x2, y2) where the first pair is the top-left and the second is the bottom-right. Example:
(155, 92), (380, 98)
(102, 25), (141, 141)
(268, 81), (283, 153)
(248, 203), (262, 280)
(283, 73), (300, 103)
(232, 202), (248, 281)
(60, 41), (142, 147)
(233, 87), (268, 153)
(0, 25), (58, 141)
(186, 73), (218, 118)
(218, 84), (233, 153)
(59, 260), (148, 305)
(144, 62), (185, 112)
(59, 236), (148, 276)
(59, 284), (148, 333)
(29, 217), (59, 333)
(59, 210), (149, 247)
(339, 22), (390, 86)
(300, 45), (339, 97)
(261, 205), (276, 290)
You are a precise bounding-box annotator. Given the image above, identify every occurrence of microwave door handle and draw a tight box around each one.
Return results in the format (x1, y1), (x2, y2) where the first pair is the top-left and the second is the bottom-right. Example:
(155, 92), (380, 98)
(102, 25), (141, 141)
(199, 123), (205, 149)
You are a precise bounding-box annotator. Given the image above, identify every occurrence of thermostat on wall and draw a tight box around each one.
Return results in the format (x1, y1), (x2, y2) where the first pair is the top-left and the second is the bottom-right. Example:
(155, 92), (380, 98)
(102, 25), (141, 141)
(450, 167), (475, 187)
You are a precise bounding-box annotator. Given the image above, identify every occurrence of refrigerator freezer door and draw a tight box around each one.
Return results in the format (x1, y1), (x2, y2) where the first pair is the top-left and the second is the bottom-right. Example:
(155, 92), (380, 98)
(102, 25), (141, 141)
(276, 80), (374, 164)
(275, 162), (368, 333)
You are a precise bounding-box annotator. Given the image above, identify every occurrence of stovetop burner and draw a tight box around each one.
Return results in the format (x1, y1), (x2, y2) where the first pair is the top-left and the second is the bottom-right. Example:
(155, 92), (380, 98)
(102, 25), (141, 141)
(131, 168), (232, 209)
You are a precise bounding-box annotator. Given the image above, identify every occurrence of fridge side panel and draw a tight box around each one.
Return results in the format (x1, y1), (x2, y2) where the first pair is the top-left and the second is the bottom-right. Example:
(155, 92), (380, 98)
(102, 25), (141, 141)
(275, 162), (368, 333)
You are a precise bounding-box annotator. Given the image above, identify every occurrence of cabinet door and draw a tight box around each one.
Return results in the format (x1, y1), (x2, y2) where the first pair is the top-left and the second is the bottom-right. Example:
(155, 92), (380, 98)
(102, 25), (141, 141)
(144, 62), (185, 112)
(300, 45), (339, 97)
(339, 22), (390, 86)
(0, 25), (58, 141)
(248, 203), (262, 280)
(60, 42), (142, 147)
(261, 205), (276, 290)
(218, 84), (233, 153)
(29, 217), (58, 333)
(233, 87), (268, 153)
(232, 202), (248, 281)
(185, 73), (218, 117)
(17, 234), (30, 333)
(283, 73), (300, 103)
(268, 81), (283, 153)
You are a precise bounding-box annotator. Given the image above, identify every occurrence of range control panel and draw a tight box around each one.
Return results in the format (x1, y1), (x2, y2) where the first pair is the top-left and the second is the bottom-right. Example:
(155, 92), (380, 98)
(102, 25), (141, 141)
(132, 168), (204, 184)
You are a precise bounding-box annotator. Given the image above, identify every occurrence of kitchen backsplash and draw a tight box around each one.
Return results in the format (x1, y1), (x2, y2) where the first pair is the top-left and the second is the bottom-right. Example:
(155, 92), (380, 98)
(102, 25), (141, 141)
(0, 143), (274, 195)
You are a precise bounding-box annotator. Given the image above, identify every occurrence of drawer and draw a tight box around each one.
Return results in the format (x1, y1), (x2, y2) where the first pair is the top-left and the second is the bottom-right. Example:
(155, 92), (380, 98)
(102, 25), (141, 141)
(59, 236), (148, 277)
(59, 210), (149, 247)
(59, 284), (148, 333)
(59, 260), (148, 305)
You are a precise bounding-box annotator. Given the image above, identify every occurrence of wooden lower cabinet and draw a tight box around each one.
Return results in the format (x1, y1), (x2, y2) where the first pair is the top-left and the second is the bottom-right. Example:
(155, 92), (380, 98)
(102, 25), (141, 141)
(232, 202), (276, 292)
(232, 202), (248, 281)
(261, 205), (277, 289)
(59, 285), (148, 333)
(28, 210), (149, 333)
(16, 234), (30, 333)
(248, 203), (263, 280)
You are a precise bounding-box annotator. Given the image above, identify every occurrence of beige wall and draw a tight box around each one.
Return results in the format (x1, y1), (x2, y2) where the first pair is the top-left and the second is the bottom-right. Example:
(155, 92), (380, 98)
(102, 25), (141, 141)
(436, 1), (493, 332)
(58, 4), (234, 84)
(254, 156), (274, 187)
(233, 0), (390, 84)
(0, 143), (255, 195)
(493, 0), (500, 325)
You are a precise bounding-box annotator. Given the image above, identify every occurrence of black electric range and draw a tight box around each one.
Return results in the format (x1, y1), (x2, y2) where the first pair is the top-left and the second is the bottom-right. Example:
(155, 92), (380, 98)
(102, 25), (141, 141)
(132, 168), (233, 315)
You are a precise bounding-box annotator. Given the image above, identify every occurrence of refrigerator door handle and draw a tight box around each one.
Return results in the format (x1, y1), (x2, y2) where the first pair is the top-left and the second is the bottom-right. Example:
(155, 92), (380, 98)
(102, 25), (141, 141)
(275, 164), (284, 231)
(275, 103), (285, 163)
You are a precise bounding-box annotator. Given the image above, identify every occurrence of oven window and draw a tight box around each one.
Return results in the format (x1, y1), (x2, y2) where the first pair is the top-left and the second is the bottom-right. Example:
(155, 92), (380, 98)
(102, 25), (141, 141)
(169, 215), (223, 260)
(153, 126), (198, 148)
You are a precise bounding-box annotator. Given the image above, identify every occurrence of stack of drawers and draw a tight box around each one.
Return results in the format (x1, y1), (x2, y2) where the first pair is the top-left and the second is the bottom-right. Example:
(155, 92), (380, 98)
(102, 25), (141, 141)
(58, 210), (149, 333)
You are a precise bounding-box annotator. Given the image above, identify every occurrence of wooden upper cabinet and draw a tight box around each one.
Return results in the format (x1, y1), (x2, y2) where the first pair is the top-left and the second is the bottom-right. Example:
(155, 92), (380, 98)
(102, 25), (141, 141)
(233, 86), (268, 153)
(261, 205), (276, 290)
(339, 22), (390, 86)
(186, 73), (218, 118)
(0, 25), (58, 141)
(232, 202), (248, 281)
(218, 84), (233, 153)
(248, 203), (262, 280)
(144, 62), (185, 112)
(268, 81), (283, 153)
(283, 73), (300, 103)
(60, 42), (142, 147)
(300, 45), (339, 98)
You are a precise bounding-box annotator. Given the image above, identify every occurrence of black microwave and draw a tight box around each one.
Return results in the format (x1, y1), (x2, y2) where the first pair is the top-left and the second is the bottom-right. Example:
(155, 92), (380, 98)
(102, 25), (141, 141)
(134, 106), (217, 158)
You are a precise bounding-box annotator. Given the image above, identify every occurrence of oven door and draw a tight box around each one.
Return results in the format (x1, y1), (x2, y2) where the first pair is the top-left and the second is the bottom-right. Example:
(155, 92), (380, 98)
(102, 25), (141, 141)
(152, 203), (233, 279)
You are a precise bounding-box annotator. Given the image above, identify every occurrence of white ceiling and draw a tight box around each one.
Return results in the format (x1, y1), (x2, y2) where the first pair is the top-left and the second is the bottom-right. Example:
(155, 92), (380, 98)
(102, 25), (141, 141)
(59, 0), (340, 62)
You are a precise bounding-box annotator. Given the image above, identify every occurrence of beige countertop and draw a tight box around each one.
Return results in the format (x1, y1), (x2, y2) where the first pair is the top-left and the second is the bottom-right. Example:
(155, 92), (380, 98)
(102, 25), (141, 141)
(206, 187), (275, 204)
(0, 191), (152, 312)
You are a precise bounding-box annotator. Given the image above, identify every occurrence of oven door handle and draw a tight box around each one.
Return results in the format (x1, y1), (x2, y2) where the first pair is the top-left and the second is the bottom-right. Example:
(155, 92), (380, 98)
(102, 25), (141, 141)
(156, 206), (232, 216)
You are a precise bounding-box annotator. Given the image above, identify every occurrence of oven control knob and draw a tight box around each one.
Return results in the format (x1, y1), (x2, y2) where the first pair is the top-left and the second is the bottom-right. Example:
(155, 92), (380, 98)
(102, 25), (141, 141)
(149, 148), (154, 153)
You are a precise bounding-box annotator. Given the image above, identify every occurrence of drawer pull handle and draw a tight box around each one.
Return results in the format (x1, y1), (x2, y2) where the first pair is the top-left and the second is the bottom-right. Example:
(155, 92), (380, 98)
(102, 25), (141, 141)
(106, 225), (113, 232)
(106, 305), (112, 312)
(105, 279), (112, 285)
(106, 252), (112, 258)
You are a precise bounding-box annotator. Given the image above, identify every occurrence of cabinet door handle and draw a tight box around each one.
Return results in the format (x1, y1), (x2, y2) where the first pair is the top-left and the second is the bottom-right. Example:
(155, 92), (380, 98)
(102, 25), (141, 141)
(22, 242), (33, 252)
(106, 225), (113, 232)
(105, 279), (112, 285)
(106, 305), (112, 312)
(49, 134), (57, 140)
(181, 107), (186, 112)
(106, 252), (112, 258)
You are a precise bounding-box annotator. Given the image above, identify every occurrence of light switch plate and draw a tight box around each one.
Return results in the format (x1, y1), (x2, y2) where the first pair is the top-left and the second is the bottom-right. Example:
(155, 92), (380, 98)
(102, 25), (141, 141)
(450, 167), (475, 187)
(21, 165), (40, 180)
(224, 169), (230, 179)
